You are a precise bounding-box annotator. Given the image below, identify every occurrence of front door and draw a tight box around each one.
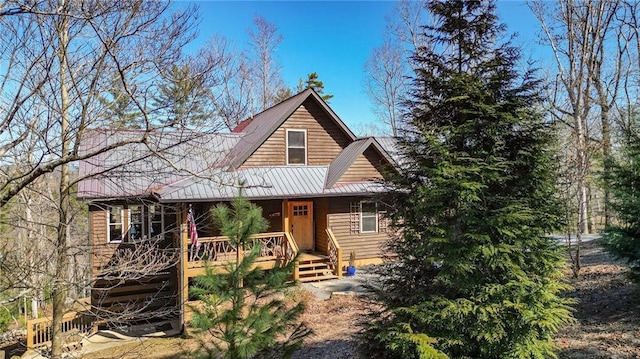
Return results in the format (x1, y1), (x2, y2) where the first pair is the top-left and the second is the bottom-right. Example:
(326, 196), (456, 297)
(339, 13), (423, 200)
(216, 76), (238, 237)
(289, 201), (314, 251)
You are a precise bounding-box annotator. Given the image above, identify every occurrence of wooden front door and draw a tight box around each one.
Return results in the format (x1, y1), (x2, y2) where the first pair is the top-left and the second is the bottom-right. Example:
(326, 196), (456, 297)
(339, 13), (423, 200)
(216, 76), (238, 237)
(289, 201), (314, 251)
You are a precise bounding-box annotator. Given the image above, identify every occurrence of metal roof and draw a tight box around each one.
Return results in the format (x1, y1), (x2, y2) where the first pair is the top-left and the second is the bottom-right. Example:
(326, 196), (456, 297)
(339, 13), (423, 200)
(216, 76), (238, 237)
(325, 137), (399, 188)
(77, 129), (241, 199)
(326, 138), (373, 188)
(157, 166), (328, 201)
(373, 136), (403, 165)
(155, 166), (385, 202)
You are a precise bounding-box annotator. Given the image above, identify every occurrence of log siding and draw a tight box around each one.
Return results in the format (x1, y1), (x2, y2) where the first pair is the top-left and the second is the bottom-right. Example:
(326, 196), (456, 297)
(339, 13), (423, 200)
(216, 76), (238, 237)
(327, 197), (390, 260)
(242, 99), (351, 167)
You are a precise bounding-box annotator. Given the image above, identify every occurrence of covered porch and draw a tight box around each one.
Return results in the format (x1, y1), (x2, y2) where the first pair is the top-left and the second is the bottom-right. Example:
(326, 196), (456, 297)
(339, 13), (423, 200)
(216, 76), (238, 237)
(176, 198), (344, 304)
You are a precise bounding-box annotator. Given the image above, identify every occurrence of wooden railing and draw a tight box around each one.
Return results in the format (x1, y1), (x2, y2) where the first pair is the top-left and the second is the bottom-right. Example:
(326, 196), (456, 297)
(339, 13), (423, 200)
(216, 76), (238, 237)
(26, 310), (97, 349)
(188, 232), (298, 269)
(326, 228), (343, 279)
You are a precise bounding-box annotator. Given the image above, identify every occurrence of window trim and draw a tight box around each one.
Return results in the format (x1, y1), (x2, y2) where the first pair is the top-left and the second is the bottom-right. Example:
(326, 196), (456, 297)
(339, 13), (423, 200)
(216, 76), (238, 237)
(107, 205), (124, 243)
(359, 201), (378, 233)
(107, 204), (167, 243)
(128, 204), (144, 243)
(147, 204), (165, 241)
(286, 129), (307, 165)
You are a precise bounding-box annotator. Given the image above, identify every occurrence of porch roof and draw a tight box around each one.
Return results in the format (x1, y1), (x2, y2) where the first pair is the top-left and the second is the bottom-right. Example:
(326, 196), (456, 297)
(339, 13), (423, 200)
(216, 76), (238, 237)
(155, 166), (386, 202)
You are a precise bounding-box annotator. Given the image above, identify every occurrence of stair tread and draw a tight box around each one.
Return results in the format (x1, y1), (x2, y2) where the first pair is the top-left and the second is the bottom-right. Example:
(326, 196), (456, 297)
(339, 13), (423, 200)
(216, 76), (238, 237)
(298, 263), (330, 269)
(298, 274), (339, 283)
(298, 268), (333, 275)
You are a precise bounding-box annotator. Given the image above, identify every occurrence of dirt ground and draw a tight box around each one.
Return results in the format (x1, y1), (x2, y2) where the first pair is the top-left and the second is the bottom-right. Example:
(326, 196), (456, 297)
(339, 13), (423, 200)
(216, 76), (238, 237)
(30, 240), (640, 358)
(555, 240), (640, 358)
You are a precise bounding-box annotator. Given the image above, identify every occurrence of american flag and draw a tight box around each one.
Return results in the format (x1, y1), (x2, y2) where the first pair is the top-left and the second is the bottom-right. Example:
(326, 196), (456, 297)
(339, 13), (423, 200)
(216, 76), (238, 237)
(188, 206), (199, 250)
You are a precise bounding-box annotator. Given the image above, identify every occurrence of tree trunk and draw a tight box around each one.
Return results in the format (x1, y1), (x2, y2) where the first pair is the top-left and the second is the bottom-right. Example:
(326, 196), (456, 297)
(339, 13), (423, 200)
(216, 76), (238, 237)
(51, 5), (70, 357)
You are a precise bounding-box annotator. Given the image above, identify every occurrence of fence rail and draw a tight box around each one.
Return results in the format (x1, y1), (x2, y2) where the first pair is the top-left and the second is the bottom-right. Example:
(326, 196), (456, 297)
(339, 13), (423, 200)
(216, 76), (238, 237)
(26, 310), (97, 349)
(326, 228), (343, 279)
(187, 232), (298, 269)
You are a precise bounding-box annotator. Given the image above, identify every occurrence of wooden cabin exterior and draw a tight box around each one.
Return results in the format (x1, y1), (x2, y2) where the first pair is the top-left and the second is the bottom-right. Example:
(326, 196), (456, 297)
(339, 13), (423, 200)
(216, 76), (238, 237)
(77, 89), (399, 327)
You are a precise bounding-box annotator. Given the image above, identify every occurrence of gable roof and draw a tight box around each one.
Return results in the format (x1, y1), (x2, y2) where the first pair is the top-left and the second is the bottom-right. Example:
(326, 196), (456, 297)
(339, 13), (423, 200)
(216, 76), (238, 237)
(325, 137), (397, 188)
(226, 88), (356, 169)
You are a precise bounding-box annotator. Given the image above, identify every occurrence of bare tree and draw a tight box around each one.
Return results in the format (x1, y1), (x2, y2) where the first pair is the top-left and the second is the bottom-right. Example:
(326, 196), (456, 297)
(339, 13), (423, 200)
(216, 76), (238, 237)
(530, 0), (634, 276)
(208, 36), (257, 130)
(363, 1), (431, 136)
(0, 1), (225, 357)
(247, 15), (284, 111)
(364, 39), (408, 136)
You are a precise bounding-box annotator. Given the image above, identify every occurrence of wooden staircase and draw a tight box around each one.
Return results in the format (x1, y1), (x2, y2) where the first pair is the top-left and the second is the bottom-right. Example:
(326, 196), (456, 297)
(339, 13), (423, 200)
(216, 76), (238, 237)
(297, 253), (338, 283)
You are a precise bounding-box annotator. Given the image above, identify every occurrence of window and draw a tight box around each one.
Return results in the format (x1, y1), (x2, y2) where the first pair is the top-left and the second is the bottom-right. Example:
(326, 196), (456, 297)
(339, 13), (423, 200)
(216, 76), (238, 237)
(350, 201), (388, 234)
(147, 204), (164, 240)
(293, 204), (309, 216)
(360, 202), (378, 233)
(107, 206), (124, 243)
(128, 205), (144, 242)
(286, 129), (306, 165)
(107, 203), (167, 243)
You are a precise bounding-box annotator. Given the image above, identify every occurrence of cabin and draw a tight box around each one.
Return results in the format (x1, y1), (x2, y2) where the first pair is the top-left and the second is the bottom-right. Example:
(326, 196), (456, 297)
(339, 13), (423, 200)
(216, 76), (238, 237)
(76, 88), (399, 327)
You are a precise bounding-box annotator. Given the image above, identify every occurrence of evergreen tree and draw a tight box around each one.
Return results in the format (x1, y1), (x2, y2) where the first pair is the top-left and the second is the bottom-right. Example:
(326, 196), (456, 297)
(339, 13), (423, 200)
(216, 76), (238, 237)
(100, 75), (143, 129)
(190, 195), (310, 359)
(601, 118), (640, 281)
(294, 72), (333, 101)
(363, 1), (573, 358)
(154, 64), (213, 128)
(304, 72), (333, 101)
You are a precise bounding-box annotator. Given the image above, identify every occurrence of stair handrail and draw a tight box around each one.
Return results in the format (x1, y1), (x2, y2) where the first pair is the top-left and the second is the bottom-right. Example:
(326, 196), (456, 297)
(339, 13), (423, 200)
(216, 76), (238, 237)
(283, 232), (299, 264)
(325, 228), (343, 279)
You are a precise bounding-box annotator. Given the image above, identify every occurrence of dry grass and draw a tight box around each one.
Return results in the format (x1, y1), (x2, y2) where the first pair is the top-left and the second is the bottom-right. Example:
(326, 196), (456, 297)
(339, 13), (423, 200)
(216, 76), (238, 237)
(82, 240), (640, 359)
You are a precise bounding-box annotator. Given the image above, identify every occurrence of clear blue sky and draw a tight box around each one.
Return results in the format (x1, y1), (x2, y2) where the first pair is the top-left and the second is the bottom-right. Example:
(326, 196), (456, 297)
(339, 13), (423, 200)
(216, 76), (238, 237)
(186, 1), (545, 135)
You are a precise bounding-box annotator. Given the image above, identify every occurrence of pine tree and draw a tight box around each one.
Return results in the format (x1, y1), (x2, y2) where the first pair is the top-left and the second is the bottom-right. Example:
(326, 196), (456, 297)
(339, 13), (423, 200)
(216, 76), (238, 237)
(190, 196), (310, 359)
(154, 64), (213, 128)
(100, 75), (143, 129)
(601, 117), (640, 281)
(363, 1), (574, 358)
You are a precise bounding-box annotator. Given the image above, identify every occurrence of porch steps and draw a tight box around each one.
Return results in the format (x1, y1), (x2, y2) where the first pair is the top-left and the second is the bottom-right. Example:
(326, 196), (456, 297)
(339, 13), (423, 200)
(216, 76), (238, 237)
(297, 254), (338, 283)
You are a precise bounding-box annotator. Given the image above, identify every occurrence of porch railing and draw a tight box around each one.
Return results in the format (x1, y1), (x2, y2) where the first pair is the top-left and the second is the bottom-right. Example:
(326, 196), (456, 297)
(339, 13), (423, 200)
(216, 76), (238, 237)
(26, 310), (97, 349)
(188, 232), (298, 269)
(326, 228), (343, 279)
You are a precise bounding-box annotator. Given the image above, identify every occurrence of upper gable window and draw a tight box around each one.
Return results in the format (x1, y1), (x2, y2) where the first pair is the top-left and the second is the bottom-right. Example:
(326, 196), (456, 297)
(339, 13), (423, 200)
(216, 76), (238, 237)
(286, 129), (307, 165)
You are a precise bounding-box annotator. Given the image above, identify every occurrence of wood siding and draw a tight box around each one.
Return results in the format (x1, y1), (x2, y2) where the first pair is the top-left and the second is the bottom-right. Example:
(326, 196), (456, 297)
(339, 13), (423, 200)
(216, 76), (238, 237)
(255, 200), (283, 232)
(89, 205), (178, 318)
(314, 198), (329, 255)
(327, 197), (390, 260)
(242, 99), (351, 167)
(338, 148), (384, 183)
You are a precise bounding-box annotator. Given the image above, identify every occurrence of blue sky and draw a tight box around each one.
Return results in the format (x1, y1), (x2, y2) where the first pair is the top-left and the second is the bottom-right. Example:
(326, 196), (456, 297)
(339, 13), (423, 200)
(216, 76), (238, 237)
(186, 1), (546, 134)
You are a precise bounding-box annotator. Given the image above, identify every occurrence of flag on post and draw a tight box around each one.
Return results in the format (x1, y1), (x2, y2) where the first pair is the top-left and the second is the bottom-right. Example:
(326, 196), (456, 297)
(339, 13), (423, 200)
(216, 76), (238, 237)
(188, 205), (199, 250)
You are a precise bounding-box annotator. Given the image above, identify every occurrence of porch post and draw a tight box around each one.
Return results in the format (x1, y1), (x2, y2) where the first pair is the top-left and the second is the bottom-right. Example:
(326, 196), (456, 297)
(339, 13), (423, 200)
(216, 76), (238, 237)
(282, 199), (299, 279)
(282, 199), (290, 233)
(178, 204), (189, 332)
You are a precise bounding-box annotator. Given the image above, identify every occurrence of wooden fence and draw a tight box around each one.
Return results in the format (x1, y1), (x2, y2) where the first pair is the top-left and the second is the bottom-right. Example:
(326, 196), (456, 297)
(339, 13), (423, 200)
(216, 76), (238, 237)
(26, 310), (98, 349)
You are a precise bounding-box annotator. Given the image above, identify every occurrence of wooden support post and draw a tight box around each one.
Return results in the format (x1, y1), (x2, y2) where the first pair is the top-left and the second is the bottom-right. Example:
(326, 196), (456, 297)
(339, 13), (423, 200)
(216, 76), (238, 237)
(282, 199), (290, 234)
(178, 204), (189, 332)
(336, 246), (343, 279)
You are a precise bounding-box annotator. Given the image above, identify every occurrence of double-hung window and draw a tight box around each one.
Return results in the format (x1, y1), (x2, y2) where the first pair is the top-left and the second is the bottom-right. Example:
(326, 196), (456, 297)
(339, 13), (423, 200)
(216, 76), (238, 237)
(286, 129), (306, 165)
(146, 204), (165, 240)
(350, 201), (389, 234)
(107, 205), (124, 243)
(360, 202), (378, 233)
(128, 205), (144, 242)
